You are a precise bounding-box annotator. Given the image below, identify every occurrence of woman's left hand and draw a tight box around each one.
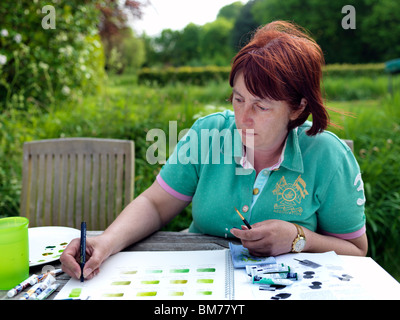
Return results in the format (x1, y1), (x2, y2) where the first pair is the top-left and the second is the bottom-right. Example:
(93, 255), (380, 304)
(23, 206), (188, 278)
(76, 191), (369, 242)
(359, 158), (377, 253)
(230, 219), (298, 256)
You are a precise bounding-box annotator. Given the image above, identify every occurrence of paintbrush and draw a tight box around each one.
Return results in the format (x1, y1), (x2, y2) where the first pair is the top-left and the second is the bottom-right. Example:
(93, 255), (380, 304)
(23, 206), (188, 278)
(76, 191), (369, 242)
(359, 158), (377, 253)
(234, 207), (252, 229)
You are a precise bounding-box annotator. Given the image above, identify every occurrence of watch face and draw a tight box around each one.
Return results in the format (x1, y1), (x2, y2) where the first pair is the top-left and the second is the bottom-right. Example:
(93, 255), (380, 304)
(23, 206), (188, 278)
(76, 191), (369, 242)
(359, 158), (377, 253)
(294, 238), (306, 252)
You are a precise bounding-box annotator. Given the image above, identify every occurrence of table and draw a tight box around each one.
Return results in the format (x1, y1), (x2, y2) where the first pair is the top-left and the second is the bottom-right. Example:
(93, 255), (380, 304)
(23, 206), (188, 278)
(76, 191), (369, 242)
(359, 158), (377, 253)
(1, 231), (237, 300)
(1, 231), (400, 300)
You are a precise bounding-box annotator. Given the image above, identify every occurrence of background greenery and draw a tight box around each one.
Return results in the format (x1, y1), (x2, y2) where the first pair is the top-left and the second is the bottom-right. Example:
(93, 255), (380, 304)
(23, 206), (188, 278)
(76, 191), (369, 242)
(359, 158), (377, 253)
(1, 0), (399, 280)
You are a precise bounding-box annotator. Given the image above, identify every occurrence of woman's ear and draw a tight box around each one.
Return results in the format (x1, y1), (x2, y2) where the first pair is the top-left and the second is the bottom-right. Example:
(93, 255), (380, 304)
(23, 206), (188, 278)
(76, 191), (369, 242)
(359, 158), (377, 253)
(290, 98), (308, 121)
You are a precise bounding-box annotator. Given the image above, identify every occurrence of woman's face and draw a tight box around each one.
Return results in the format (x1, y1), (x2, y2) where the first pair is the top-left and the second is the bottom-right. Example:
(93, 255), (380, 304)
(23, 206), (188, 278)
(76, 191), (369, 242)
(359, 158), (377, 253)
(232, 72), (298, 153)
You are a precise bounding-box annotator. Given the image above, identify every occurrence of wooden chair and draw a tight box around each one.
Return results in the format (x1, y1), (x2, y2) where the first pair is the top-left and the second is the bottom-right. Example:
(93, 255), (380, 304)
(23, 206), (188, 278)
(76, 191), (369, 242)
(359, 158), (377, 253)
(20, 138), (134, 230)
(342, 139), (354, 152)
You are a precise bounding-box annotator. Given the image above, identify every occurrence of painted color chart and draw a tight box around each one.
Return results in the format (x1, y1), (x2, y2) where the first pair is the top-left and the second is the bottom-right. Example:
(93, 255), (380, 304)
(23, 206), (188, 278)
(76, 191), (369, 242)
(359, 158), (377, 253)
(55, 250), (234, 300)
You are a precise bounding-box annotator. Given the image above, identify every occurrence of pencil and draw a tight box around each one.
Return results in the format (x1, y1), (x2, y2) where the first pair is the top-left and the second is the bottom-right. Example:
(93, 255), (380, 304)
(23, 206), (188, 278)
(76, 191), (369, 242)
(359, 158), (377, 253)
(234, 207), (252, 229)
(80, 221), (86, 282)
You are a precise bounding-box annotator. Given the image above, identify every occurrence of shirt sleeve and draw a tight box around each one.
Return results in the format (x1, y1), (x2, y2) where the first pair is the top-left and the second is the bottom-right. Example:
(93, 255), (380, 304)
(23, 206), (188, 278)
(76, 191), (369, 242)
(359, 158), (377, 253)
(157, 120), (201, 200)
(316, 148), (366, 239)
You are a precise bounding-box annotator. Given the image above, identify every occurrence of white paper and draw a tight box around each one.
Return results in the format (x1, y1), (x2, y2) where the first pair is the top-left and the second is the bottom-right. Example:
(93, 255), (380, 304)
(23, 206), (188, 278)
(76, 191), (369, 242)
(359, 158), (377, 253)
(55, 250), (231, 300)
(234, 251), (400, 300)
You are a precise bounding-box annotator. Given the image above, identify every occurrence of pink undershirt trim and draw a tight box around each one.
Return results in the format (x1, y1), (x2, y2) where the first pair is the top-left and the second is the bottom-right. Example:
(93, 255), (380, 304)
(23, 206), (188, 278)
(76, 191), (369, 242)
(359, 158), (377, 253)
(156, 174), (193, 202)
(321, 224), (366, 240)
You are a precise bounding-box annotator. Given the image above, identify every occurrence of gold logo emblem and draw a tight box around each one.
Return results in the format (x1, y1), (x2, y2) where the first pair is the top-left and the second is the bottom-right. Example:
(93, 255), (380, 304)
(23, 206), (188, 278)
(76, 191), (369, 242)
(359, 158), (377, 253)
(273, 175), (308, 215)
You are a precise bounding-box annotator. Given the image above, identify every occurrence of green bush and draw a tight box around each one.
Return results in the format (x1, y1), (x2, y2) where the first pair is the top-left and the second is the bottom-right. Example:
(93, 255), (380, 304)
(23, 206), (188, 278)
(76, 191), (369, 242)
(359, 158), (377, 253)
(323, 63), (386, 78)
(329, 94), (400, 278)
(138, 66), (231, 86)
(138, 64), (385, 85)
(0, 0), (105, 112)
(139, 64), (388, 101)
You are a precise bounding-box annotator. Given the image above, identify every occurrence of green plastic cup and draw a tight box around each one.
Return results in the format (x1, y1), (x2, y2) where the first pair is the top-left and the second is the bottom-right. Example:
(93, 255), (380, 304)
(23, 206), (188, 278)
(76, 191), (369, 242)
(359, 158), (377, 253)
(0, 217), (29, 290)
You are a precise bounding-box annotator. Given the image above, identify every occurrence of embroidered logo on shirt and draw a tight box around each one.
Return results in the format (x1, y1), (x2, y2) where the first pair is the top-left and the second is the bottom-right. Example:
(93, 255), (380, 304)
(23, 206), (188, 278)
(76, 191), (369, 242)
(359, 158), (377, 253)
(273, 175), (308, 215)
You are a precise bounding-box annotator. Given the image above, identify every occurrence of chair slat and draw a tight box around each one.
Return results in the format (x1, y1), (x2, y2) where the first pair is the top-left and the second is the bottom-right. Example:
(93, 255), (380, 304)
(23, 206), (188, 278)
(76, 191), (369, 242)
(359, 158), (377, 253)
(44, 153), (53, 225)
(67, 154), (76, 228)
(90, 153), (100, 229)
(52, 154), (61, 226)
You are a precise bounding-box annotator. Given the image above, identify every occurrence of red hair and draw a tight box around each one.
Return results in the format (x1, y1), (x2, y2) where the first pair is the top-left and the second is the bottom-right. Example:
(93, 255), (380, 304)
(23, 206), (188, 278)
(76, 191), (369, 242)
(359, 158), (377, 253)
(229, 21), (329, 136)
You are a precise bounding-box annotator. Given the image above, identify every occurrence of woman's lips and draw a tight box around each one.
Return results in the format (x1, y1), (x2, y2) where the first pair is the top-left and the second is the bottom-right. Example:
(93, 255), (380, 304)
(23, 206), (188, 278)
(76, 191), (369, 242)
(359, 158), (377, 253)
(241, 129), (256, 136)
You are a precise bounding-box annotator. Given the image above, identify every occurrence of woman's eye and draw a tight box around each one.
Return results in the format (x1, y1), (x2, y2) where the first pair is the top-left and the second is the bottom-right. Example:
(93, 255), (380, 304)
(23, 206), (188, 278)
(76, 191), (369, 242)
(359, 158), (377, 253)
(256, 104), (268, 111)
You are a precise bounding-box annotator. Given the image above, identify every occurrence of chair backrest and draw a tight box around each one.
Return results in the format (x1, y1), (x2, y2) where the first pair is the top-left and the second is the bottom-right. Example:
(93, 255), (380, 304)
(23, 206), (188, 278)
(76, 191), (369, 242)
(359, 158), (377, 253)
(342, 139), (354, 152)
(20, 138), (134, 230)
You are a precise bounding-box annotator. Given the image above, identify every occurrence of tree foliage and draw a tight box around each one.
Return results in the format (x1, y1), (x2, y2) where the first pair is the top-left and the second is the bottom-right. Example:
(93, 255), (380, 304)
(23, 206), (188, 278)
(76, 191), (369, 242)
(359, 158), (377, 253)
(142, 0), (400, 67)
(251, 0), (400, 63)
(0, 0), (105, 112)
(98, 0), (147, 73)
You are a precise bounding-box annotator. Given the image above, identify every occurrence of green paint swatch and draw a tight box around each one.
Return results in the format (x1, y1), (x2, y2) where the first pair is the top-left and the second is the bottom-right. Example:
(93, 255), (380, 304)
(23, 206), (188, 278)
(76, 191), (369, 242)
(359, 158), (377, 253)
(197, 290), (213, 296)
(197, 279), (214, 284)
(137, 291), (157, 297)
(111, 281), (131, 285)
(170, 268), (190, 273)
(69, 288), (82, 298)
(197, 268), (216, 273)
(146, 269), (163, 273)
(169, 291), (184, 296)
(121, 270), (137, 274)
(102, 293), (124, 297)
(141, 280), (160, 284)
(170, 279), (188, 284)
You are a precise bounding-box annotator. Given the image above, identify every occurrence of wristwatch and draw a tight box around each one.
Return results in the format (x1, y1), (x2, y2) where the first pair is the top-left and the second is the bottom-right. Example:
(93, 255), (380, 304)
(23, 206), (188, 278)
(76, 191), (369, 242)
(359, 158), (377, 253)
(291, 223), (306, 253)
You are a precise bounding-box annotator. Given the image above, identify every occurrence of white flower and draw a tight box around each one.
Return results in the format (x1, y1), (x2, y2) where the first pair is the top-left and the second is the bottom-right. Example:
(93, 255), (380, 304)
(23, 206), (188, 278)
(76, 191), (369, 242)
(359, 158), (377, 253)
(0, 54), (7, 65)
(14, 34), (22, 43)
(61, 85), (71, 95)
(1, 29), (9, 37)
(38, 61), (49, 70)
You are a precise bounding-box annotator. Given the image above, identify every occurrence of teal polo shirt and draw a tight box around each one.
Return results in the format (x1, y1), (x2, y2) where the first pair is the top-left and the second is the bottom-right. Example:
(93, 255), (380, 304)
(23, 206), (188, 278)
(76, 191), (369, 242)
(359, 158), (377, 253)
(157, 110), (366, 239)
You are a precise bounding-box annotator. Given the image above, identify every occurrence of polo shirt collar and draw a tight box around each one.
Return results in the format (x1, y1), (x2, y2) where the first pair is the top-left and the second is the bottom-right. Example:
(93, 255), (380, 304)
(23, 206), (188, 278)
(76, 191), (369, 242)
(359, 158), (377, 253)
(227, 124), (304, 173)
(280, 127), (304, 173)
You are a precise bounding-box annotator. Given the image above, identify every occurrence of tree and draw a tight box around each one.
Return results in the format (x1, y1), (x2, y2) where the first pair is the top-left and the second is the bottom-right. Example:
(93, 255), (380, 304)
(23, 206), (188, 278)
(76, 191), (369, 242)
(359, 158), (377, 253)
(176, 23), (202, 65)
(231, 0), (260, 51)
(251, 0), (400, 63)
(360, 0), (400, 61)
(154, 29), (182, 66)
(200, 18), (235, 66)
(217, 1), (244, 21)
(98, 0), (148, 72)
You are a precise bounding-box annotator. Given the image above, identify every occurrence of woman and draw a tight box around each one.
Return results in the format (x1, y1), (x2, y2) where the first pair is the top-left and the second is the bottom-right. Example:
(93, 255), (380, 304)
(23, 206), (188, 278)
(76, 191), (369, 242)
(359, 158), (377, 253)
(61, 21), (367, 280)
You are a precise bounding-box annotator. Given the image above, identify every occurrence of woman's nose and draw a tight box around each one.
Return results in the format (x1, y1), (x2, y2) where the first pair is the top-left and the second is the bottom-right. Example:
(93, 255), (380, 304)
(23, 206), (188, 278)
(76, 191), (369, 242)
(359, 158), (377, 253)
(240, 104), (254, 126)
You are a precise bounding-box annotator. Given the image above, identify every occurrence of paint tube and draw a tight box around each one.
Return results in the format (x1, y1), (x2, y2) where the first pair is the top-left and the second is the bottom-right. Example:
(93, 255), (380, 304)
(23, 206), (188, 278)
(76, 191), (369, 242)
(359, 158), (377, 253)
(253, 272), (299, 281)
(252, 276), (294, 286)
(259, 285), (276, 291)
(7, 274), (39, 298)
(246, 263), (290, 277)
(36, 268), (63, 282)
(36, 283), (60, 300)
(28, 274), (56, 300)
(19, 283), (42, 300)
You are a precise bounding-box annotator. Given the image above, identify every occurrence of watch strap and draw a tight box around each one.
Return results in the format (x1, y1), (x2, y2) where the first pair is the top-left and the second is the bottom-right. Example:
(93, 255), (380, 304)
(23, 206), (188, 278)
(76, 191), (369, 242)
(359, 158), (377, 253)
(293, 223), (305, 238)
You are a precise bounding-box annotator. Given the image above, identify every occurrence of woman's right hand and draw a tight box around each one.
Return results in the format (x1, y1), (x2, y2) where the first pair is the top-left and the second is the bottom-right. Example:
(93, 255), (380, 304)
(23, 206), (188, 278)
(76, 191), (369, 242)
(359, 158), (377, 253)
(60, 235), (112, 280)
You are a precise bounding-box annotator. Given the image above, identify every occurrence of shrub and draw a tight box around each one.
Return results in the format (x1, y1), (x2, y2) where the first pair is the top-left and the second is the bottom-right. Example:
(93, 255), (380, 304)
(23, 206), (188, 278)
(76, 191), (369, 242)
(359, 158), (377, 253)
(138, 63), (385, 86)
(138, 66), (231, 85)
(329, 93), (400, 278)
(0, 0), (105, 112)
